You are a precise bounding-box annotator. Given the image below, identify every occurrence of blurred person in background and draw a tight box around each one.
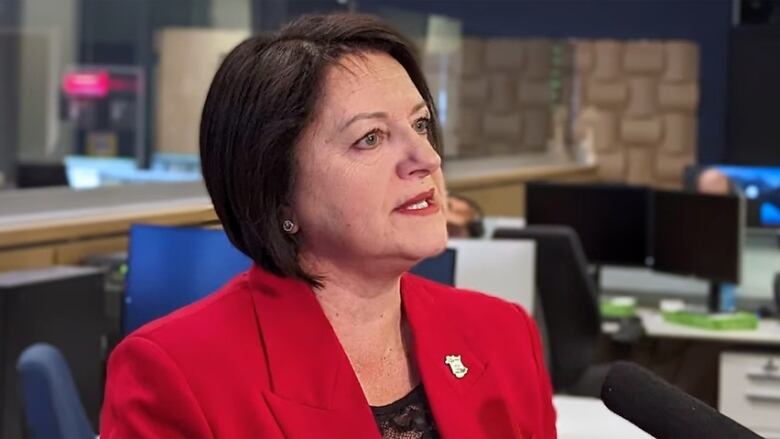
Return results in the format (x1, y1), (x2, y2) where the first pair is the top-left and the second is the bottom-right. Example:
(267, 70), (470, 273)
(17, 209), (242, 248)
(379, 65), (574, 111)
(446, 193), (485, 238)
(696, 167), (736, 195)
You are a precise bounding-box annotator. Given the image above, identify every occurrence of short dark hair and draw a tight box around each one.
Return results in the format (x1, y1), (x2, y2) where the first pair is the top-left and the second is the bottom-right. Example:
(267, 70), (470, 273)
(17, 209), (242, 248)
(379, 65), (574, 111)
(200, 13), (441, 287)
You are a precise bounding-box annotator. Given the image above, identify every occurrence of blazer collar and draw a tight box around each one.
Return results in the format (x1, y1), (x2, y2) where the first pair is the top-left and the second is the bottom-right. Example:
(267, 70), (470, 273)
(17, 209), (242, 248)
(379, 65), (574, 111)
(247, 265), (377, 437)
(400, 274), (491, 438)
(247, 266), (492, 438)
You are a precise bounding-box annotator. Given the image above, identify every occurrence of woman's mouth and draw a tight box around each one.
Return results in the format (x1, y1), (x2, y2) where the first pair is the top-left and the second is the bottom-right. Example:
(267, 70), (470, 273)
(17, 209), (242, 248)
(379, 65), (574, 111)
(395, 189), (439, 216)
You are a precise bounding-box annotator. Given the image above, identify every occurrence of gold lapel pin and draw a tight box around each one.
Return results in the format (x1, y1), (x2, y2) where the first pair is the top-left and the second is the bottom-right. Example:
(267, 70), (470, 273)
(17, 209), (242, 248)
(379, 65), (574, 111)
(445, 355), (469, 379)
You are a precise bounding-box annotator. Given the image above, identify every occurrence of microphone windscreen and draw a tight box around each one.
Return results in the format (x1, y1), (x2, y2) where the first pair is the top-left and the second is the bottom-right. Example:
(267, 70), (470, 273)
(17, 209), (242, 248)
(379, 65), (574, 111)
(601, 361), (761, 439)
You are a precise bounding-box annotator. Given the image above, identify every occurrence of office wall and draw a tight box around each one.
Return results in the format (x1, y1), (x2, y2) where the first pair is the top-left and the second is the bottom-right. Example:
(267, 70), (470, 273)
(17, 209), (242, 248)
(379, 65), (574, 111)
(212, 0), (251, 29)
(155, 28), (249, 154)
(0, 0), (20, 186)
(17, 0), (79, 163)
(361, 0), (733, 165)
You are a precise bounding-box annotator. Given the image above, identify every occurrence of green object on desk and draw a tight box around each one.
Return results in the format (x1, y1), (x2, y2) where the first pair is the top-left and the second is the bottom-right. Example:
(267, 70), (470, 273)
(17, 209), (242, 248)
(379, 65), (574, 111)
(662, 310), (759, 331)
(600, 301), (636, 318)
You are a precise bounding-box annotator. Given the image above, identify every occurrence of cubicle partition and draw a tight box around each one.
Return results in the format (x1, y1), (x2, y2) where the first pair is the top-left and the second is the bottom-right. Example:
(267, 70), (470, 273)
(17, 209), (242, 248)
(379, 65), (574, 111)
(0, 266), (106, 438)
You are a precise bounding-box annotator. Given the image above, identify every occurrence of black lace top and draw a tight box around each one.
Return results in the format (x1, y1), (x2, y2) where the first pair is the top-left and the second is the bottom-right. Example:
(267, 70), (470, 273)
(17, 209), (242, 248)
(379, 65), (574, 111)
(370, 385), (439, 439)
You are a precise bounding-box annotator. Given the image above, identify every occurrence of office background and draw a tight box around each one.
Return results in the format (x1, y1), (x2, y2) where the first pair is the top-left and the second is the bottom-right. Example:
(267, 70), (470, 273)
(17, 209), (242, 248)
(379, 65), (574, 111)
(2, 0), (780, 438)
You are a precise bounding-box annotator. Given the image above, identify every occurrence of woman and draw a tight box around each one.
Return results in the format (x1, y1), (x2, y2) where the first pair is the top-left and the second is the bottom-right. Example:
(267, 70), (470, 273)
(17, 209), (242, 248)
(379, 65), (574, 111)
(101, 13), (555, 438)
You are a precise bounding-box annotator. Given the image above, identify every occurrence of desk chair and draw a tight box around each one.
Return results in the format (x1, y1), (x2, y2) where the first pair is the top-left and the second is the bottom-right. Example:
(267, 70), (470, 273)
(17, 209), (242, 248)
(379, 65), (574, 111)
(410, 248), (457, 285)
(124, 224), (251, 334)
(494, 225), (612, 397)
(16, 343), (94, 439)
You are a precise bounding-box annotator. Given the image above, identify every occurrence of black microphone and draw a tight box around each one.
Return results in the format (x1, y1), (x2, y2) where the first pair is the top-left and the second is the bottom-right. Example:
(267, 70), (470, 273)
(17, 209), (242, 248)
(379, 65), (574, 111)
(601, 361), (761, 439)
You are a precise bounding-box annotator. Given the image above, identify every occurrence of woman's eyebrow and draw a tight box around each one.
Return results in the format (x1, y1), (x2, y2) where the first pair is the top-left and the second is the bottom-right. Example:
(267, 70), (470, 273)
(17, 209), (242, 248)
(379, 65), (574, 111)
(340, 102), (428, 130)
(409, 101), (427, 116)
(341, 112), (387, 130)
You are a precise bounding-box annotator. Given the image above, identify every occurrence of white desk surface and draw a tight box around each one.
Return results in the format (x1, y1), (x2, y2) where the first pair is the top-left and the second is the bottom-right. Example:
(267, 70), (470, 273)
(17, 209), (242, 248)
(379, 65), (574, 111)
(554, 395), (651, 439)
(604, 308), (780, 346)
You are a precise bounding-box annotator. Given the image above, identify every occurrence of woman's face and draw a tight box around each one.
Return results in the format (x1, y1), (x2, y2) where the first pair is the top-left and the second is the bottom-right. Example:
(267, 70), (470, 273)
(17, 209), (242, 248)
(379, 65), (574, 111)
(292, 51), (447, 274)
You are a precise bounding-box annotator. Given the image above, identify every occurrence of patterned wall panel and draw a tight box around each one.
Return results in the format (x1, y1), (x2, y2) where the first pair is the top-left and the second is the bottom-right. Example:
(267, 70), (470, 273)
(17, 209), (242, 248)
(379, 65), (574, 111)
(452, 38), (562, 158)
(423, 36), (697, 189)
(574, 39), (700, 188)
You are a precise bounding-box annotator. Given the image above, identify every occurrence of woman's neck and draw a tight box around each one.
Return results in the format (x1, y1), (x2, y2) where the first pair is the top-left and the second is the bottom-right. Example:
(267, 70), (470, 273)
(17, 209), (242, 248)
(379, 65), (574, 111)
(301, 253), (420, 405)
(303, 254), (404, 337)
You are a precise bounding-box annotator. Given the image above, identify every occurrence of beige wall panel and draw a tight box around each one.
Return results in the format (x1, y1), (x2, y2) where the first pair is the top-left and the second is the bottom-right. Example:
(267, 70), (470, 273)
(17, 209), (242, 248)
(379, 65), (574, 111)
(484, 38), (525, 71)
(156, 28), (249, 154)
(593, 111), (620, 153)
(456, 107), (484, 141)
(587, 81), (628, 107)
(663, 41), (700, 83)
(517, 80), (551, 105)
(660, 113), (697, 154)
(626, 77), (658, 118)
(483, 112), (523, 141)
(460, 76), (489, 105)
(624, 42), (665, 74)
(656, 152), (694, 185)
(461, 38), (485, 77)
(487, 73), (517, 113)
(597, 150), (627, 181)
(621, 117), (663, 144)
(574, 38), (698, 188)
(658, 83), (699, 111)
(592, 40), (623, 81)
(522, 109), (550, 150)
(626, 148), (657, 185)
(488, 141), (516, 155)
(575, 41), (595, 74)
(524, 39), (552, 80)
(455, 141), (484, 157)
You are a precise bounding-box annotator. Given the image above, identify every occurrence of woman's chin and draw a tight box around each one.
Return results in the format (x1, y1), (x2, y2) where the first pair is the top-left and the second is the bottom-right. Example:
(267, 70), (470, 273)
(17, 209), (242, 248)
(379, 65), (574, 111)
(401, 232), (448, 263)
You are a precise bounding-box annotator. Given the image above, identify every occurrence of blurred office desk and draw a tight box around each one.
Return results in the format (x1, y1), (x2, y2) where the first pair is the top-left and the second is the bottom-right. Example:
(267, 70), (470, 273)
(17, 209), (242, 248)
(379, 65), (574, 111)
(0, 182), (218, 271)
(554, 395), (651, 438)
(601, 232), (780, 311)
(603, 309), (780, 345)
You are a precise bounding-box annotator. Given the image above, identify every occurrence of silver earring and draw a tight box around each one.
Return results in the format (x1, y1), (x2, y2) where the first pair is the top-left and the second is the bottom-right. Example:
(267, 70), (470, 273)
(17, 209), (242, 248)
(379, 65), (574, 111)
(282, 219), (296, 233)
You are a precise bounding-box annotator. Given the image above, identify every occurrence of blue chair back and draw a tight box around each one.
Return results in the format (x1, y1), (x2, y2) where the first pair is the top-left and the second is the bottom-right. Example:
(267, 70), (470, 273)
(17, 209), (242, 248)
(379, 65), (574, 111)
(16, 343), (94, 439)
(410, 248), (457, 286)
(123, 224), (251, 334)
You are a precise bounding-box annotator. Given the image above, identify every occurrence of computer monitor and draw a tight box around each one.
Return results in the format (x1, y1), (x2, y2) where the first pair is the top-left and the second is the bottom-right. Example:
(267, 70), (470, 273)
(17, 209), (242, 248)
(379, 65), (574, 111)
(525, 182), (651, 267)
(685, 165), (780, 228)
(653, 190), (742, 286)
(447, 239), (535, 311)
(15, 163), (69, 188)
(409, 248), (456, 286)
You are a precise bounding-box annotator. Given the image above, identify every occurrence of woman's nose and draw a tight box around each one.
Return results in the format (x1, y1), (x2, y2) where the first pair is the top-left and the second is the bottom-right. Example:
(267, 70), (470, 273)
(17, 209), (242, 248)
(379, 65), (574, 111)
(396, 132), (442, 180)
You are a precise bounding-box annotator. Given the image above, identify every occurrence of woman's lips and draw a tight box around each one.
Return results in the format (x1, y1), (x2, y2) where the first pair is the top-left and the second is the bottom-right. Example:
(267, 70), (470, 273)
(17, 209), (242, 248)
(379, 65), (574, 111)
(395, 189), (439, 216)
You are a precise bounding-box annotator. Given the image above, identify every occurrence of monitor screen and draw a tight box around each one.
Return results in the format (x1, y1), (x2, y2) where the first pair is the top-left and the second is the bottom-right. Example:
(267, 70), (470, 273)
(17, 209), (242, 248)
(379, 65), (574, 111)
(684, 165), (780, 228)
(525, 182), (651, 266)
(409, 248), (456, 286)
(653, 190), (742, 284)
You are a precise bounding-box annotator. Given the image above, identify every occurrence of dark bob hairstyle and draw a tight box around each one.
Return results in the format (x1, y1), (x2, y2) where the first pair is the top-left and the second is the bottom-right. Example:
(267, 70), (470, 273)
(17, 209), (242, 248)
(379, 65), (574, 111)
(199, 13), (442, 287)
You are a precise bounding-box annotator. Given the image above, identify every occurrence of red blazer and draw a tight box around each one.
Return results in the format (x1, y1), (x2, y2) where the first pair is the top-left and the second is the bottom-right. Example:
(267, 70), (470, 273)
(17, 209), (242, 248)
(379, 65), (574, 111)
(101, 266), (556, 438)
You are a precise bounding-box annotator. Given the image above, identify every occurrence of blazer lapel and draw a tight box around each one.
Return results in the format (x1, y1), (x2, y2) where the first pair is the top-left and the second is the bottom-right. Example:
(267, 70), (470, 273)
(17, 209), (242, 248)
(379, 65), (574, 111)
(246, 267), (528, 438)
(247, 266), (380, 438)
(402, 274), (529, 438)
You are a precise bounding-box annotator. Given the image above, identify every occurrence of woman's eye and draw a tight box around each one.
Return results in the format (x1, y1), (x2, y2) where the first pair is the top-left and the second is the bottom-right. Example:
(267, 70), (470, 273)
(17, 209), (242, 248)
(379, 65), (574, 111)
(355, 129), (383, 149)
(414, 117), (431, 134)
